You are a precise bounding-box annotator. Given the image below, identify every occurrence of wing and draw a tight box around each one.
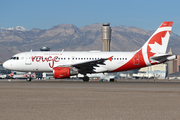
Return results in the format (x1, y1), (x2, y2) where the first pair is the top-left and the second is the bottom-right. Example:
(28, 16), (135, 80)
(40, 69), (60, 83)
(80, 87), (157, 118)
(72, 56), (113, 74)
(56, 56), (113, 74)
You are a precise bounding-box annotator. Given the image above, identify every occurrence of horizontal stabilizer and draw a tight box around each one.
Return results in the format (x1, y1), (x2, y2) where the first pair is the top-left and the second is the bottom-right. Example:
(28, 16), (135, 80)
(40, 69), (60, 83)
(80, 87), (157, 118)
(150, 54), (176, 62)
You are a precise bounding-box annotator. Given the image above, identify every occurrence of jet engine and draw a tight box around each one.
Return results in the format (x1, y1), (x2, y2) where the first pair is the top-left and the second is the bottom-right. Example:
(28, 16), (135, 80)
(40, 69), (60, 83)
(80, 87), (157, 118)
(53, 67), (78, 79)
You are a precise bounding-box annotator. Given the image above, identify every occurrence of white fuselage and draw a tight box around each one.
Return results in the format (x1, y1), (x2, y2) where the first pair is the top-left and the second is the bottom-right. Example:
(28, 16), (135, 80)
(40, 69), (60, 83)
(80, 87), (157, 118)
(3, 51), (137, 73)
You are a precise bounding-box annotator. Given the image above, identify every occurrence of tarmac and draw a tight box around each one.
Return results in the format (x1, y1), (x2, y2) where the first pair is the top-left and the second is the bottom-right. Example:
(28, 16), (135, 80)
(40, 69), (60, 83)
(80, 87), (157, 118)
(0, 79), (180, 120)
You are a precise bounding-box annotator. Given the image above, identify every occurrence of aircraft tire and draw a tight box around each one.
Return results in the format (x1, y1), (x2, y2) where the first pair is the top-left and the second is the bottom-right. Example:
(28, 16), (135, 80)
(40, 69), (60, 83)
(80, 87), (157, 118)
(83, 76), (89, 82)
(26, 78), (31, 82)
(110, 79), (114, 82)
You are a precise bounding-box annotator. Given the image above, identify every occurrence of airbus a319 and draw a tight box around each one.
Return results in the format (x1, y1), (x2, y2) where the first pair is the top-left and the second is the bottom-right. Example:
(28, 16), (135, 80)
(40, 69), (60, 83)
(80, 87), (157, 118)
(3, 22), (176, 82)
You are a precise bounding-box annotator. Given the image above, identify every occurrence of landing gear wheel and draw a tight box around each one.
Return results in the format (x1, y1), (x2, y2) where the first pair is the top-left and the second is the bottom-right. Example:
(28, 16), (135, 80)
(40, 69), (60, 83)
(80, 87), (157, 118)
(110, 79), (114, 82)
(26, 78), (31, 82)
(83, 76), (89, 82)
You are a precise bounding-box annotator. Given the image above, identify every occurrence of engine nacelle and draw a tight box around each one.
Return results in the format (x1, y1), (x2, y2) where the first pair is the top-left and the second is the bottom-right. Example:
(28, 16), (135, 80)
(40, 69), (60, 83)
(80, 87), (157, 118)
(53, 67), (78, 79)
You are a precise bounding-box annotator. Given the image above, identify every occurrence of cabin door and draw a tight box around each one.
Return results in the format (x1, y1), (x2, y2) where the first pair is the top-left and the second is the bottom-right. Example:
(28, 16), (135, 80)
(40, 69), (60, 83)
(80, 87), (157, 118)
(25, 53), (32, 65)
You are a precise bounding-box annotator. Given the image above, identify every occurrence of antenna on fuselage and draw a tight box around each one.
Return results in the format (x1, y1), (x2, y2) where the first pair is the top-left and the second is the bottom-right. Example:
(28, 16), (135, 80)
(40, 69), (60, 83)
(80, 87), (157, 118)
(62, 49), (64, 52)
(40, 47), (50, 51)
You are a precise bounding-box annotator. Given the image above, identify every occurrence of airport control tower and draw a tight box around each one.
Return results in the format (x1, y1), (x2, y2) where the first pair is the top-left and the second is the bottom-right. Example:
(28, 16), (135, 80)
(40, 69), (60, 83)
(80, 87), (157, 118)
(101, 23), (112, 51)
(168, 48), (174, 74)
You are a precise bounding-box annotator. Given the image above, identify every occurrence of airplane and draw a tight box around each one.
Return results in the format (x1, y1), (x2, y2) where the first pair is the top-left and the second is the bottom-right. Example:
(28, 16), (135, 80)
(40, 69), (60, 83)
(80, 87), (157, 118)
(13, 72), (27, 79)
(0, 71), (14, 79)
(3, 21), (176, 82)
(12, 72), (35, 79)
(31, 72), (35, 78)
(6, 71), (14, 78)
(0, 74), (7, 79)
(12, 72), (28, 79)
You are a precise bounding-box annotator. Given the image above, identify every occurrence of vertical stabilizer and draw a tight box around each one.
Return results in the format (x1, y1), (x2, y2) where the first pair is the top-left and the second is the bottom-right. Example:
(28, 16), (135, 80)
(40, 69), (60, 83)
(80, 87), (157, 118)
(142, 22), (173, 54)
(141, 21), (173, 65)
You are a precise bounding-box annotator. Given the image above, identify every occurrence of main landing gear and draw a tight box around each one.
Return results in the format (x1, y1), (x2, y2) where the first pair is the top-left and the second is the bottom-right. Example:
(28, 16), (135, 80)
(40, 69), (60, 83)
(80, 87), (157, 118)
(83, 76), (89, 82)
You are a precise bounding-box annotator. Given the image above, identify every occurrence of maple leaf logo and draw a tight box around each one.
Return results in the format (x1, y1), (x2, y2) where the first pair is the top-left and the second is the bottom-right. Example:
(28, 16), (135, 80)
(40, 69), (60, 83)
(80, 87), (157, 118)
(148, 39), (163, 56)
(147, 31), (170, 63)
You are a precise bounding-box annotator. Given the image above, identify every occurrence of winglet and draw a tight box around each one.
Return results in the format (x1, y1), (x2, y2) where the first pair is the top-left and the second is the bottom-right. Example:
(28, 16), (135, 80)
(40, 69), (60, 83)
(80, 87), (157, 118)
(108, 56), (113, 61)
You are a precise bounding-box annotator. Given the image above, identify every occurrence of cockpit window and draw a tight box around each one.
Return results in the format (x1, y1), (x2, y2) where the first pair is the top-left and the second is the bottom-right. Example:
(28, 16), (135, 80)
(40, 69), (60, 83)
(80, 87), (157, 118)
(10, 56), (19, 60)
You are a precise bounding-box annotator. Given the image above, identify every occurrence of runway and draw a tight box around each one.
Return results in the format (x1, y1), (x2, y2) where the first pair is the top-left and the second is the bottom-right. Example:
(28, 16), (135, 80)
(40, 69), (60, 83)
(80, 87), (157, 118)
(1, 79), (180, 120)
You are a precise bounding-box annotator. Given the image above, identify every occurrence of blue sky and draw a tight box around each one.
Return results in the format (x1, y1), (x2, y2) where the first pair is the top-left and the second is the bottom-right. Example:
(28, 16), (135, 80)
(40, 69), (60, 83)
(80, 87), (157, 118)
(1, 0), (180, 35)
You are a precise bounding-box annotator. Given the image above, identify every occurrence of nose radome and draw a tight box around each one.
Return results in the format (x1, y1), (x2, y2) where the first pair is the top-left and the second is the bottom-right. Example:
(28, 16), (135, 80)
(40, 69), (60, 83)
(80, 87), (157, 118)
(3, 61), (9, 69)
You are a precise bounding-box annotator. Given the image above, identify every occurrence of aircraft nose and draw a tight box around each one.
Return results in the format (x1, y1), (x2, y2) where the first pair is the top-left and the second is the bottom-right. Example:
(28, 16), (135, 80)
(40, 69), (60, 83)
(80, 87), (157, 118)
(3, 61), (10, 69)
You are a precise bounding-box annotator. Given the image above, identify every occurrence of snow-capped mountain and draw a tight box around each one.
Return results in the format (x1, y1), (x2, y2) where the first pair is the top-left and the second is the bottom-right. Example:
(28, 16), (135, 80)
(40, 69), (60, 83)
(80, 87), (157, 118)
(7, 26), (28, 31)
(0, 26), (28, 32)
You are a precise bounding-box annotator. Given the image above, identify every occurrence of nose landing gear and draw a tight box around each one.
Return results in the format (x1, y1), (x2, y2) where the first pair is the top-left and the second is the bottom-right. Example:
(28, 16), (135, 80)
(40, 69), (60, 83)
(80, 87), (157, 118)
(26, 77), (31, 82)
(26, 72), (32, 82)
